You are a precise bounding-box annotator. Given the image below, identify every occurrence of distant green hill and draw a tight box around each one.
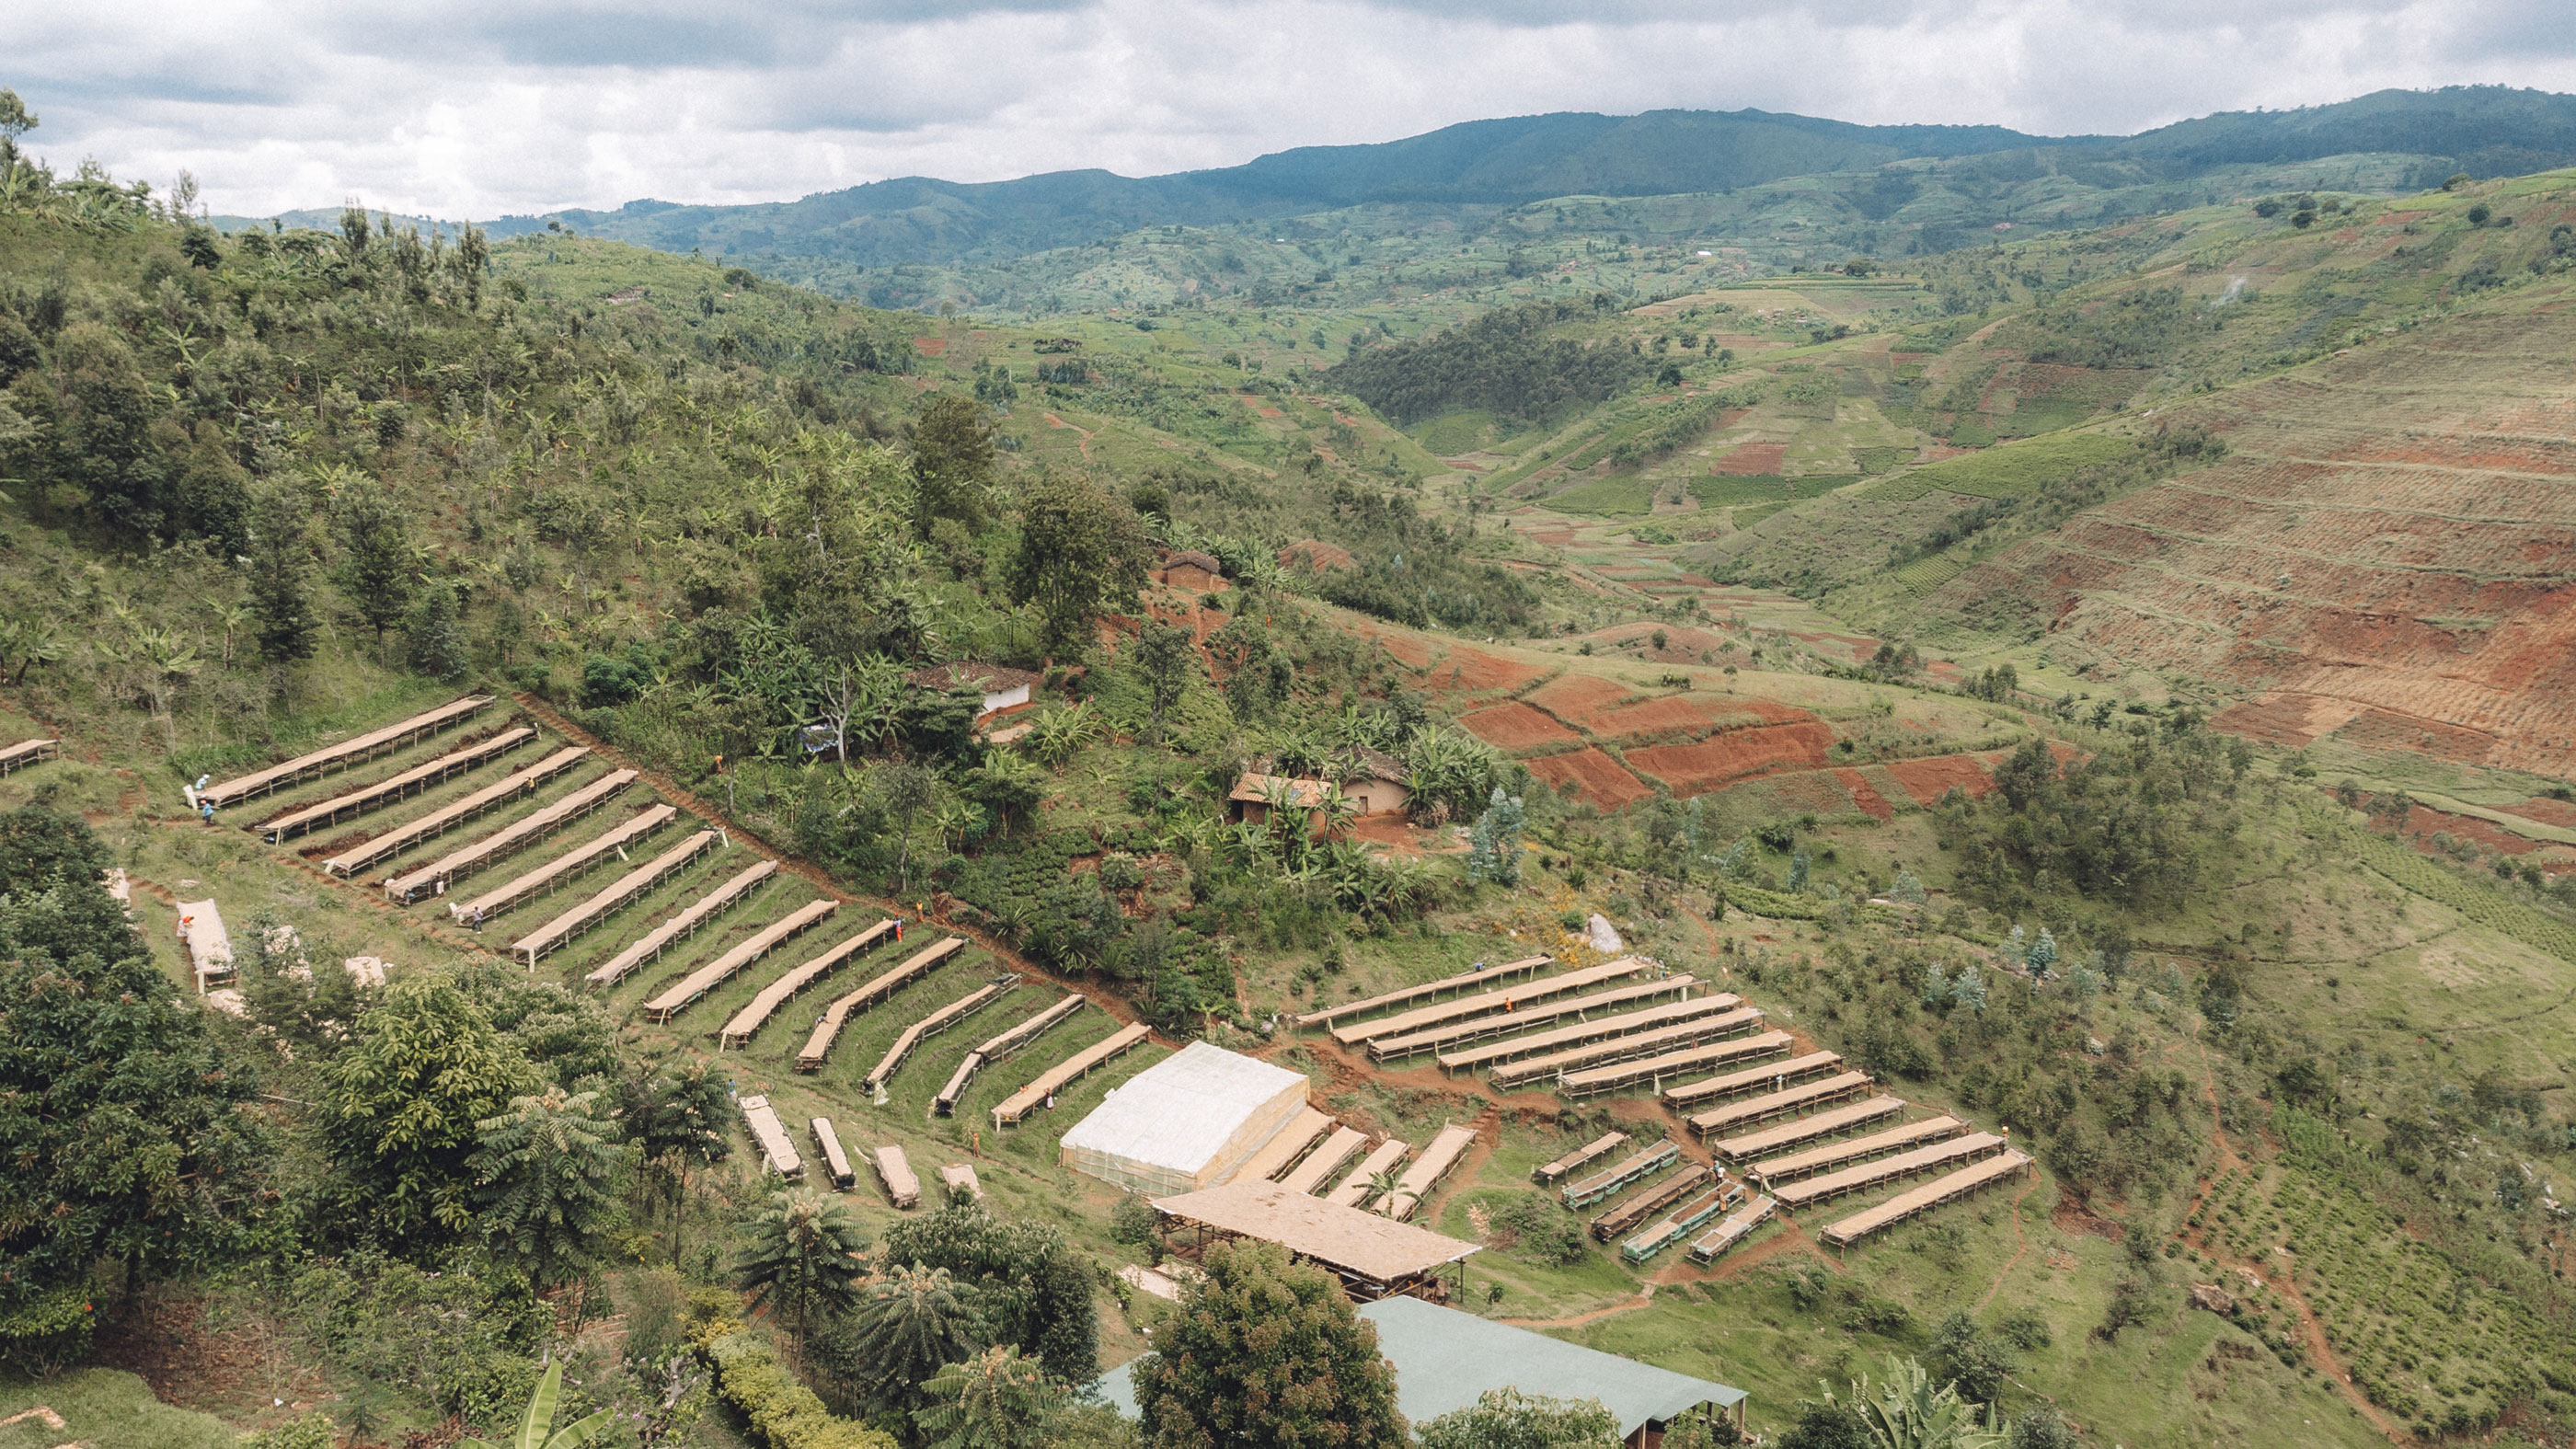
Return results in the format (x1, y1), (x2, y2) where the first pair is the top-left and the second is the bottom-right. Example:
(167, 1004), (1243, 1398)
(215, 86), (2576, 295)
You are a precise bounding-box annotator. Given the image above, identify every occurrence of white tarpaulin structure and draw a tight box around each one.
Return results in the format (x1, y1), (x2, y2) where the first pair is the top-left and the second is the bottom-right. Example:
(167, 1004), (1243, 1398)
(1059, 1041), (1309, 1194)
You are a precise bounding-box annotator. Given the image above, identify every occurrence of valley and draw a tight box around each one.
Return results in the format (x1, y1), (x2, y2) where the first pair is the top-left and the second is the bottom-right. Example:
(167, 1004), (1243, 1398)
(4, 80), (2576, 1449)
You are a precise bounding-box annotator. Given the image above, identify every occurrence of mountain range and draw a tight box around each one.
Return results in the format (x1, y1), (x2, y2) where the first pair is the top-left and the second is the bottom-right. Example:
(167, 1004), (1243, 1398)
(218, 86), (2576, 275)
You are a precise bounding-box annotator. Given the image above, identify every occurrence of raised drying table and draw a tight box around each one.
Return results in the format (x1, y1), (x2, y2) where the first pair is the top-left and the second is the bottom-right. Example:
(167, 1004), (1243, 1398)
(585, 861), (775, 987)
(855, 978), (1013, 1087)
(1753, 1116), (1965, 1187)
(514, 830), (719, 967)
(1292, 955), (1554, 1029)
(1370, 975), (1703, 1063)
(1332, 958), (1653, 1048)
(388, 769), (637, 903)
(993, 1021), (1152, 1127)
(1708, 1097), (1907, 1165)
(717, 919), (900, 1049)
(1378, 1124), (1478, 1221)
(1818, 1151), (2032, 1249)
(448, 804), (675, 923)
(640, 898), (840, 1023)
(934, 995), (1085, 1116)
(789, 934), (960, 1063)
(200, 695), (489, 808)
(324, 746), (588, 877)
(1556, 1030), (1794, 1099)
(256, 727), (534, 843)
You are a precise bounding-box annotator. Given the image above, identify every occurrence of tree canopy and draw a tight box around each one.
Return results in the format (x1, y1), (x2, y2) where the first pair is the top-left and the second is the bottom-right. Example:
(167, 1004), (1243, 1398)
(1130, 1238), (1405, 1449)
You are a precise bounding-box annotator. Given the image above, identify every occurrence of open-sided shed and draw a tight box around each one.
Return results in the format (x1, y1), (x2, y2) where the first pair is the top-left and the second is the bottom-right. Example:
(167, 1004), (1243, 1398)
(1060, 1041), (1309, 1194)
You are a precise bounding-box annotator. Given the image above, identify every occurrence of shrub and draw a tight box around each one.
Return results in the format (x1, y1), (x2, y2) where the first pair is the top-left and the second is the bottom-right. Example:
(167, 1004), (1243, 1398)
(704, 1328), (898, 1449)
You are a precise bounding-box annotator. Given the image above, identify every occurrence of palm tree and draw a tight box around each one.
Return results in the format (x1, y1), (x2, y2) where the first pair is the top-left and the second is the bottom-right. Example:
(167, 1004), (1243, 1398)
(471, 1087), (624, 1290)
(841, 1262), (987, 1415)
(914, 1345), (1062, 1449)
(1829, 1355), (2003, 1449)
(732, 1188), (870, 1345)
(459, 1360), (613, 1449)
(1363, 1167), (1406, 1210)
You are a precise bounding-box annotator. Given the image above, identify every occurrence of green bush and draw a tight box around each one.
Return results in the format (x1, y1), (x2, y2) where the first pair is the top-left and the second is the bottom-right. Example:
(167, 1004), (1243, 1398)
(705, 1328), (898, 1449)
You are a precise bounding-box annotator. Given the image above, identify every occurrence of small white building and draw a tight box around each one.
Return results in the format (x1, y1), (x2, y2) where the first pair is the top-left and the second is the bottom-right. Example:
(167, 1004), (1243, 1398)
(909, 661), (1042, 725)
(1059, 1041), (1312, 1195)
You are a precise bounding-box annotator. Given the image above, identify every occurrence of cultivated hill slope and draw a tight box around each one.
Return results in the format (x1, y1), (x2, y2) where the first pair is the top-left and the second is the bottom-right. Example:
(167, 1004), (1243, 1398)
(1943, 304), (2576, 777)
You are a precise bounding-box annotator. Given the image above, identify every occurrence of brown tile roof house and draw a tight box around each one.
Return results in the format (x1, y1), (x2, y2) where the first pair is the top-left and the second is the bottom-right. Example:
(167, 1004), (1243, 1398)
(1227, 752), (1411, 825)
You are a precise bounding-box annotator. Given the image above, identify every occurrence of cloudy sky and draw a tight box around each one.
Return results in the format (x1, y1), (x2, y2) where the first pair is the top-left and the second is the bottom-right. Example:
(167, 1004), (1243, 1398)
(11, 0), (2576, 219)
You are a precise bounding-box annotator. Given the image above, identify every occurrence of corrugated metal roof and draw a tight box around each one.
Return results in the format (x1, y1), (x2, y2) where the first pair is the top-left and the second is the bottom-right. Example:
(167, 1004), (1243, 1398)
(1060, 1041), (1309, 1177)
(1095, 1294), (1743, 1432)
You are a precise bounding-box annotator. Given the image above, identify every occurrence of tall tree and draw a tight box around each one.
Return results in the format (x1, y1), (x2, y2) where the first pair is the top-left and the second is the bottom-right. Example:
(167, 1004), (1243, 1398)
(0, 810), (270, 1371)
(334, 478), (415, 657)
(322, 971), (540, 1243)
(247, 488), (319, 662)
(1131, 1238), (1405, 1449)
(876, 759), (939, 900)
(881, 1201), (1099, 1384)
(1132, 621), (1201, 743)
(406, 581), (468, 680)
(732, 1187), (869, 1345)
(837, 1263), (986, 1417)
(52, 324), (163, 534)
(908, 394), (995, 536)
(1005, 474), (1153, 662)
(914, 1345), (1063, 1449)
(471, 1087), (625, 1289)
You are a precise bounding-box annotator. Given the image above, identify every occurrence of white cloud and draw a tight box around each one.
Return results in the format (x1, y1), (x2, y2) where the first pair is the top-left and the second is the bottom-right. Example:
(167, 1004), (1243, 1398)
(11, 0), (2576, 219)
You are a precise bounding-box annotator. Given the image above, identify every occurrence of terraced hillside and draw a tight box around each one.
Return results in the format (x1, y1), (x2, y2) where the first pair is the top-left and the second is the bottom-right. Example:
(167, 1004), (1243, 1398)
(1935, 305), (2576, 777)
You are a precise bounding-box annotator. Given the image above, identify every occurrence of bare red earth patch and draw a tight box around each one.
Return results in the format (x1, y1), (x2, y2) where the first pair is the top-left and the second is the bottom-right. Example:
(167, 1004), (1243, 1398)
(1528, 673), (1634, 722)
(913, 336), (947, 356)
(1884, 753), (2000, 806)
(1459, 702), (1581, 752)
(1712, 443), (1788, 476)
(1624, 720), (1834, 791)
(1425, 649), (1547, 694)
(2502, 797), (2576, 829)
(1526, 748), (1655, 810)
(1834, 768), (1895, 820)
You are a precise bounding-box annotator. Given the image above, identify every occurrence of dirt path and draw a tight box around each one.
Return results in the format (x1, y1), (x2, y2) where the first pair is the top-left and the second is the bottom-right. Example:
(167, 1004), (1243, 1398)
(1976, 1175), (2041, 1311)
(1041, 412), (1095, 461)
(2179, 1042), (2404, 1443)
(1501, 1285), (1659, 1329)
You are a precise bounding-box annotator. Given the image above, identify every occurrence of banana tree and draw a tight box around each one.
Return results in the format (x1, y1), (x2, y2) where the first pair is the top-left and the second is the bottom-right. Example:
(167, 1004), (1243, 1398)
(460, 1360), (612, 1449)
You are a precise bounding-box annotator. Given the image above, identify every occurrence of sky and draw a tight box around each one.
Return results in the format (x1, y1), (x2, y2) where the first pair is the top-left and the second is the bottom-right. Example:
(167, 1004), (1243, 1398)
(11, 0), (2576, 220)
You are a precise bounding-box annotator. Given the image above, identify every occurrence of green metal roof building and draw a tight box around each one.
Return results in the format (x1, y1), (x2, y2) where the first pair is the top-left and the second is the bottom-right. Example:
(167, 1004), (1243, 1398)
(1100, 1294), (1745, 1446)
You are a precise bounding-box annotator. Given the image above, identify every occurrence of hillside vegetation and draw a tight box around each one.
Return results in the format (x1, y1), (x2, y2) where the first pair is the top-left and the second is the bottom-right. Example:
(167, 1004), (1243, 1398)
(5, 85), (2576, 1449)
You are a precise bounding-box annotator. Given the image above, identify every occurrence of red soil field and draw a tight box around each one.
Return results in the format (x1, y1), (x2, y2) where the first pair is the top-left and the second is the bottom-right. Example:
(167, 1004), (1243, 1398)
(1279, 539), (1355, 572)
(1363, 630), (1438, 668)
(1527, 673), (1633, 722)
(1939, 309), (2576, 779)
(1423, 649), (1547, 694)
(1525, 748), (1656, 810)
(1584, 695), (1809, 742)
(912, 337), (947, 356)
(2208, 692), (2367, 749)
(2351, 793), (2576, 874)
(1459, 702), (1581, 752)
(1834, 767), (1896, 821)
(1525, 528), (1578, 545)
(2502, 798), (2576, 829)
(1764, 769), (1865, 816)
(1625, 720), (1834, 792)
(1884, 753), (2000, 807)
(1713, 443), (1788, 476)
